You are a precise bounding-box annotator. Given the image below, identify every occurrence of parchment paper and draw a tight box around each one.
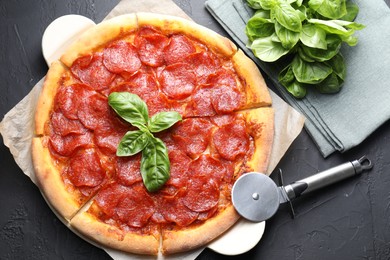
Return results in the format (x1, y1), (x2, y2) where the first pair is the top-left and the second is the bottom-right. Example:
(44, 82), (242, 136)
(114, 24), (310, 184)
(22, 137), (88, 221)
(0, 0), (305, 259)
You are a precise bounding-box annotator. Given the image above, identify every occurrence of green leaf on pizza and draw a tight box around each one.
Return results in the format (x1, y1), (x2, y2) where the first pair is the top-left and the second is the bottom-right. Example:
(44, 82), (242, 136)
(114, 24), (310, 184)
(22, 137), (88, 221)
(108, 92), (182, 192)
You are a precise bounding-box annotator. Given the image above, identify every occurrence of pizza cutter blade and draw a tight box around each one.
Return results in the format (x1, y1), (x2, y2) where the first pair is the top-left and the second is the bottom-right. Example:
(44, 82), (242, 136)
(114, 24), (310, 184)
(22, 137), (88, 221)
(232, 156), (373, 222)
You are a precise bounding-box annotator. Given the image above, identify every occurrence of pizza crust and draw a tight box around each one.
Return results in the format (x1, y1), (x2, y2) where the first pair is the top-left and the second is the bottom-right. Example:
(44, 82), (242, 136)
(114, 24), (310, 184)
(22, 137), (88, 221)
(135, 12), (237, 58)
(240, 107), (274, 174)
(70, 205), (160, 255)
(60, 14), (138, 67)
(34, 61), (68, 136)
(32, 137), (84, 220)
(233, 50), (272, 108)
(60, 12), (237, 67)
(161, 205), (240, 255)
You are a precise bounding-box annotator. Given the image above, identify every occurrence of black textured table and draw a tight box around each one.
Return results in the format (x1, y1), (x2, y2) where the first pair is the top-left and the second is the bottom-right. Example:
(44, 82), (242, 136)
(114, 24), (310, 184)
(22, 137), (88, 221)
(1, 1), (390, 259)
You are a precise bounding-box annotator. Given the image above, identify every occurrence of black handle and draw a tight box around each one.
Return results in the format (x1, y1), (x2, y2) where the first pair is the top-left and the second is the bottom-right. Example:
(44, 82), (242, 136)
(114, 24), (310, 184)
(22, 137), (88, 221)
(284, 156), (372, 200)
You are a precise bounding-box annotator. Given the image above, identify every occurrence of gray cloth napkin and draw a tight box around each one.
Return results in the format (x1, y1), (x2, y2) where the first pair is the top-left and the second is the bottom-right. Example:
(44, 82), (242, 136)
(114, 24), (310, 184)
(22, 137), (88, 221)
(206, 0), (390, 157)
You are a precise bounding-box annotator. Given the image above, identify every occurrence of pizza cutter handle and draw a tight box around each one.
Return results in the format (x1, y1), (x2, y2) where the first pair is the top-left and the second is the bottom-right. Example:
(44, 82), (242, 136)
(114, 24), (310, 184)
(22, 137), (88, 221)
(283, 156), (372, 200)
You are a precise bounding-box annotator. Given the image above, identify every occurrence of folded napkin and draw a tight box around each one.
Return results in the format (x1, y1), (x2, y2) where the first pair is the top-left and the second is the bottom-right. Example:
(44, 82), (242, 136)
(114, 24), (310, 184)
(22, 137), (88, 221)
(206, 0), (390, 157)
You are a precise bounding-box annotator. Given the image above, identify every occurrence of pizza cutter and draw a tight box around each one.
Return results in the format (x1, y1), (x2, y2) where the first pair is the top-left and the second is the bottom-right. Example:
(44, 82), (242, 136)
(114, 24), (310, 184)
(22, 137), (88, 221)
(232, 156), (373, 222)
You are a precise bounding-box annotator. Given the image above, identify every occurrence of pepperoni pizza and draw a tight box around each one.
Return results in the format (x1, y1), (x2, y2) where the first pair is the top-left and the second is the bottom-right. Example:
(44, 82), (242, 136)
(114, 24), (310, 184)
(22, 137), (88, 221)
(32, 13), (274, 255)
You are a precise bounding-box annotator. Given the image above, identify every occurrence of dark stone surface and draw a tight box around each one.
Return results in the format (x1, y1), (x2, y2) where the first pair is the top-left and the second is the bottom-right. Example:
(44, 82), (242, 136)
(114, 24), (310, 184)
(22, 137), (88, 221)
(1, 0), (389, 259)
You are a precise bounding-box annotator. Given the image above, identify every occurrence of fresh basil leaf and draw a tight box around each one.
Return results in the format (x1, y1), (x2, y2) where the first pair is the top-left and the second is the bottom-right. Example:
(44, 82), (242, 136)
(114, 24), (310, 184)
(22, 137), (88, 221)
(298, 46), (316, 62)
(274, 21), (300, 49)
(325, 53), (346, 80)
(273, 2), (302, 32)
(108, 92), (149, 130)
(278, 64), (295, 86)
(246, 12), (274, 41)
(301, 34), (341, 61)
(340, 35), (358, 46)
(308, 18), (364, 38)
(295, 5), (307, 21)
(315, 0), (347, 19)
(316, 72), (343, 93)
(148, 111), (182, 133)
(247, 0), (264, 9)
(289, 0), (303, 7)
(340, 0), (359, 22)
(250, 34), (290, 62)
(300, 24), (327, 50)
(258, 0), (278, 10)
(141, 137), (170, 192)
(307, 0), (323, 11)
(291, 55), (332, 84)
(285, 80), (307, 98)
(117, 130), (151, 157)
(331, 19), (365, 30)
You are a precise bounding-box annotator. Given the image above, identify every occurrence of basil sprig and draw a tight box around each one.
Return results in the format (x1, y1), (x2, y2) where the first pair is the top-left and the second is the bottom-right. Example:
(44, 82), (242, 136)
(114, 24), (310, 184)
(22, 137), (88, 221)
(108, 92), (182, 192)
(245, 0), (365, 98)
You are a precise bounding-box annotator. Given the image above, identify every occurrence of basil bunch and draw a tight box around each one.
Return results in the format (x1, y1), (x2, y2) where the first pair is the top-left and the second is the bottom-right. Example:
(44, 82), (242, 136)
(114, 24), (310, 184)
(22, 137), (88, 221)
(108, 92), (182, 192)
(245, 0), (365, 98)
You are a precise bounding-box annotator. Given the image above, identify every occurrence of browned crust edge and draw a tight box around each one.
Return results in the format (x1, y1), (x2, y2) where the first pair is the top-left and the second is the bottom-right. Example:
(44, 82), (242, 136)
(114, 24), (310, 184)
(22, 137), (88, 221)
(233, 49), (272, 109)
(60, 13), (138, 67)
(135, 12), (237, 58)
(70, 209), (160, 255)
(240, 107), (274, 174)
(31, 137), (82, 220)
(34, 61), (67, 136)
(161, 205), (240, 255)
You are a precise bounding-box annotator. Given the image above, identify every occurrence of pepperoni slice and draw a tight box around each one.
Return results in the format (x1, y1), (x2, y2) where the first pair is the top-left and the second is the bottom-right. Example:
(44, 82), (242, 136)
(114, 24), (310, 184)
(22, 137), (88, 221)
(187, 85), (215, 117)
(103, 40), (141, 74)
(134, 27), (169, 67)
(159, 63), (196, 100)
(111, 72), (159, 98)
(212, 120), (250, 161)
(94, 123), (129, 155)
(207, 69), (237, 86)
(115, 154), (143, 186)
(188, 154), (227, 184)
(94, 183), (128, 216)
(49, 131), (93, 157)
(211, 85), (242, 113)
(160, 189), (199, 227)
(166, 150), (192, 187)
(198, 205), (218, 221)
(50, 111), (87, 136)
(71, 53), (115, 90)
(65, 148), (105, 187)
(164, 34), (196, 65)
(171, 118), (213, 158)
(77, 93), (116, 130)
(207, 70), (244, 113)
(115, 183), (155, 228)
(182, 176), (219, 212)
(186, 52), (218, 83)
(111, 73), (170, 115)
(209, 114), (236, 127)
(54, 84), (95, 120)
